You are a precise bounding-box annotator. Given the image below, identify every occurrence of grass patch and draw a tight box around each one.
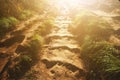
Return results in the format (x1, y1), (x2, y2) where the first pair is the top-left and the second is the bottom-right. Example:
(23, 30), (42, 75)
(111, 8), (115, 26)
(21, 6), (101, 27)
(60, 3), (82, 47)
(70, 11), (120, 80)
(81, 40), (120, 80)
(38, 18), (54, 36)
(18, 10), (32, 20)
(8, 34), (44, 79)
(0, 17), (19, 39)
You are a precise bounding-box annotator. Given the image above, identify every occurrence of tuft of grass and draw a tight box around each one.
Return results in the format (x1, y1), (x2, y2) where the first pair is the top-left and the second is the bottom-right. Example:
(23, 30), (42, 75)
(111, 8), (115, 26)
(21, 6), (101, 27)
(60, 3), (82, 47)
(0, 17), (19, 38)
(81, 41), (120, 80)
(18, 10), (32, 20)
(20, 55), (32, 63)
(23, 34), (44, 61)
(8, 55), (32, 79)
(32, 34), (44, 44)
(8, 17), (19, 26)
(0, 18), (10, 29)
(39, 19), (54, 36)
(0, 17), (19, 27)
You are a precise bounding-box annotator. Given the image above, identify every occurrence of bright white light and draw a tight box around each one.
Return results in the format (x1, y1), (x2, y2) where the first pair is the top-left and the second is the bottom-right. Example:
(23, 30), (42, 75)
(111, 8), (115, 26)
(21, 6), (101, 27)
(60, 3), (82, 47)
(55, 0), (98, 7)
(78, 0), (98, 4)
(56, 0), (79, 7)
(49, 0), (98, 15)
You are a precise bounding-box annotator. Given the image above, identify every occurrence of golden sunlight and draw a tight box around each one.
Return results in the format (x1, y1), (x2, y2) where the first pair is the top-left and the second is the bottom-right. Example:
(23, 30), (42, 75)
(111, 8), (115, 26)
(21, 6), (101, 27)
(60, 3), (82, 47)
(54, 0), (98, 7)
(0, 0), (120, 80)
(51, 0), (99, 14)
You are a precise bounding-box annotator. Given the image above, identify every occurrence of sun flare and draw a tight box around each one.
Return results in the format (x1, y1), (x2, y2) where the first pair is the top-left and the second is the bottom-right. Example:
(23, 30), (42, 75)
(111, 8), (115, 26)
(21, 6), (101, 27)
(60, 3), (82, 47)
(50, 0), (98, 14)
(54, 0), (98, 7)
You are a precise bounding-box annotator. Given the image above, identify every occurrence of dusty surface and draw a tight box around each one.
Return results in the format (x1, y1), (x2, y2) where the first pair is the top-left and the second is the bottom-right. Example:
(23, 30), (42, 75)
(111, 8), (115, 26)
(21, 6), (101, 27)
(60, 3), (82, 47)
(21, 14), (86, 80)
(0, 15), (44, 78)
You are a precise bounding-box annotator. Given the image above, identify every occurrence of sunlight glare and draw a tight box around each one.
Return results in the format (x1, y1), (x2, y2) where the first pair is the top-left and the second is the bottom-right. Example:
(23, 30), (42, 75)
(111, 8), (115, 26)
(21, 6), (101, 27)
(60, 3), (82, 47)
(55, 0), (98, 7)
(53, 0), (98, 13)
(48, 0), (99, 15)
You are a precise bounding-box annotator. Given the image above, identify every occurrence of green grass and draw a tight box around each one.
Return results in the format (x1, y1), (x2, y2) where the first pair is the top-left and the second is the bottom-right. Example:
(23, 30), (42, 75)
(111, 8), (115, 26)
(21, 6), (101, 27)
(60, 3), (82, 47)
(70, 10), (120, 80)
(0, 17), (19, 38)
(8, 34), (44, 79)
(8, 17), (19, 26)
(38, 19), (54, 36)
(18, 10), (32, 20)
(0, 17), (19, 28)
(81, 41), (120, 80)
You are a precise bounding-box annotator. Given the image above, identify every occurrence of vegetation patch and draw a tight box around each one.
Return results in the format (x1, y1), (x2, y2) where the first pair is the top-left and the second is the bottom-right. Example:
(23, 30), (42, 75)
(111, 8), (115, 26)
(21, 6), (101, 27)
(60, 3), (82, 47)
(18, 10), (33, 20)
(81, 41), (120, 80)
(70, 11), (120, 80)
(38, 18), (54, 36)
(0, 17), (19, 39)
(69, 11), (114, 44)
(8, 34), (44, 79)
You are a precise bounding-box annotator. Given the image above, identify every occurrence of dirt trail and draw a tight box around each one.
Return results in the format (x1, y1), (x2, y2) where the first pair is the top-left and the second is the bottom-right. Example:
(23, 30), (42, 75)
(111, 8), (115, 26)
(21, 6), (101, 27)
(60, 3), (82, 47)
(21, 15), (86, 80)
(0, 15), (43, 79)
(41, 15), (86, 80)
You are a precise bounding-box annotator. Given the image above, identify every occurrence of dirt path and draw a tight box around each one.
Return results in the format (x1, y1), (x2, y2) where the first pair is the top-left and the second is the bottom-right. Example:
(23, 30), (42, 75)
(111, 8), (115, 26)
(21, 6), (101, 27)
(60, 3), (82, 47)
(0, 15), (44, 79)
(42, 16), (86, 80)
(21, 15), (86, 80)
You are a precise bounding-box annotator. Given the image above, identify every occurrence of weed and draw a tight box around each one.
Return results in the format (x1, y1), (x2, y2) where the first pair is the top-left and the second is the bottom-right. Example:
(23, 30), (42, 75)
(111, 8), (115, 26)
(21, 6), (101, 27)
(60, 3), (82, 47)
(81, 41), (120, 80)
(0, 17), (19, 38)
